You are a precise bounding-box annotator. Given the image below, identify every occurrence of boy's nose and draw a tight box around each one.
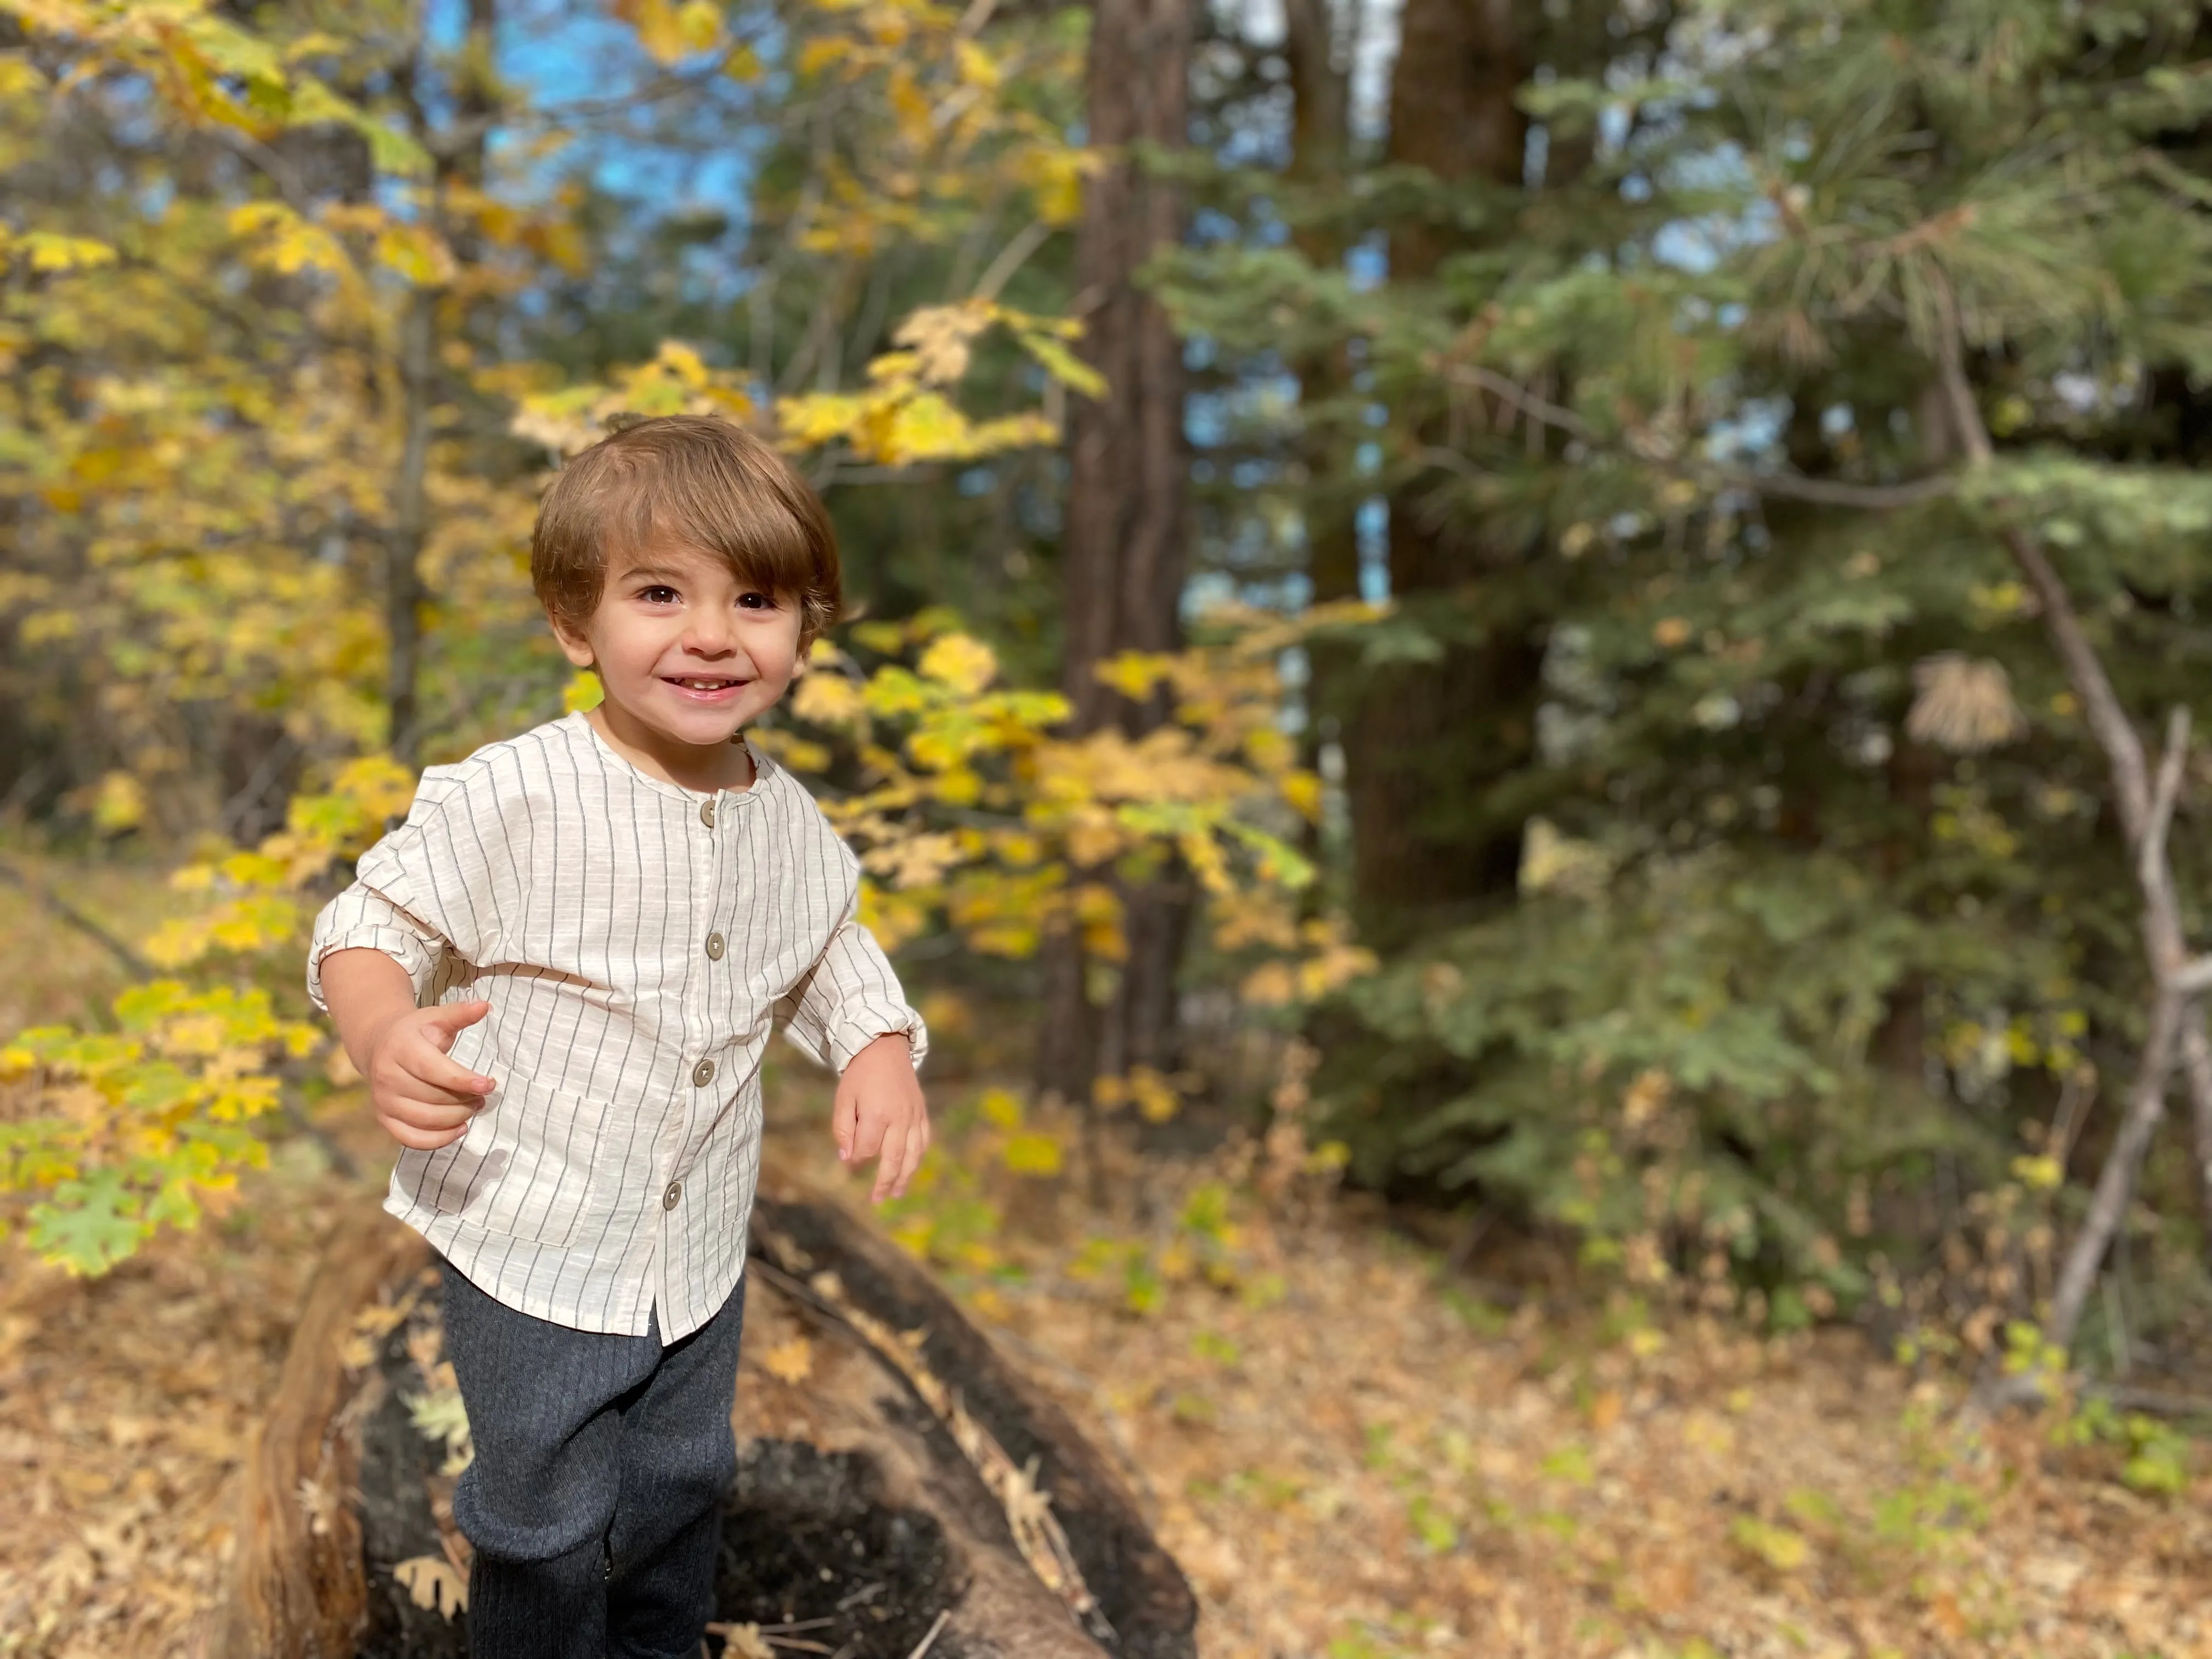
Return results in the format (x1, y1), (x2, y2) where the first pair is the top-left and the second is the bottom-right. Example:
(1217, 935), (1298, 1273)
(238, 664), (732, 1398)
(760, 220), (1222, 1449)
(681, 619), (741, 657)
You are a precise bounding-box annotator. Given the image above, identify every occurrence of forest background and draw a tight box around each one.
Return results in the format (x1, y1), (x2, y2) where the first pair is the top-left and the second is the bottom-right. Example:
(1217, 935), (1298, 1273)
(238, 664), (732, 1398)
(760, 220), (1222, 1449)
(5, 0), (2212, 1652)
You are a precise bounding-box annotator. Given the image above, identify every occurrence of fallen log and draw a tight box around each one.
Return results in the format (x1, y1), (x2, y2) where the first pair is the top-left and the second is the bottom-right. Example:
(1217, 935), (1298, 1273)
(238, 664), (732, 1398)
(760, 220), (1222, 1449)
(213, 1175), (1198, 1659)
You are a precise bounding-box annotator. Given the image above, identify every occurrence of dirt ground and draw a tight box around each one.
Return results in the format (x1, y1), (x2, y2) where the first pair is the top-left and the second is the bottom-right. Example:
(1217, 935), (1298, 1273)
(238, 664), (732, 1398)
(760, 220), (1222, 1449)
(2, 858), (2209, 1657)
(1, 1095), (2208, 1658)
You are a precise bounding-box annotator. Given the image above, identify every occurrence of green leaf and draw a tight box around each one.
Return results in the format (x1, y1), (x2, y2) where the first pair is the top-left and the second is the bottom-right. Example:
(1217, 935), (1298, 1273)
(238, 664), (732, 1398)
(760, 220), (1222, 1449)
(1015, 331), (1106, 399)
(27, 1172), (151, 1276)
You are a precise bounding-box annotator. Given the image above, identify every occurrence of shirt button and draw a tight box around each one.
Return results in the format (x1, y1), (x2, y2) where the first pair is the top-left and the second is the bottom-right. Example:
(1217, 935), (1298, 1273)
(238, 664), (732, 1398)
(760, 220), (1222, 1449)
(705, 932), (725, 961)
(663, 1181), (682, 1211)
(692, 1057), (716, 1087)
(698, 799), (716, 828)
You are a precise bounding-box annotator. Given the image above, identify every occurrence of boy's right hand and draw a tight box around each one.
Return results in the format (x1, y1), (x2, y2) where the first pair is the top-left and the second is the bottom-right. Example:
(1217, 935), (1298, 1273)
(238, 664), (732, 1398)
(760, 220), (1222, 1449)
(364, 1000), (496, 1150)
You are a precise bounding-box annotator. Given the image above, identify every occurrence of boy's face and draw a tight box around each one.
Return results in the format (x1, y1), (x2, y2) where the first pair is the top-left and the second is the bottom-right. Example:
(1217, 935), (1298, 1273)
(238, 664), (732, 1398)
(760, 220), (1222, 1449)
(554, 538), (804, 751)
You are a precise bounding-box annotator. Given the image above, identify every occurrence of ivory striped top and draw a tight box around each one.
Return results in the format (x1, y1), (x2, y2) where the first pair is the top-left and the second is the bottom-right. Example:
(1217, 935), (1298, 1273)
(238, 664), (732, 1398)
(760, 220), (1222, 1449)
(305, 711), (927, 1341)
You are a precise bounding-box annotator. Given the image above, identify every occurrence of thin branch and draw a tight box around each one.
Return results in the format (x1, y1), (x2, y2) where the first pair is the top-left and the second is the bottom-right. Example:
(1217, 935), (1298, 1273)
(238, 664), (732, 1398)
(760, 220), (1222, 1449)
(2085, 1380), (2212, 1419)
(2005, 529), (2153, 840)
(0, 860), (153, 978)
(1923, 277), (2193, 1357)
(952, 0), (1001, 40)
(1931, 268), (1995, 468)
(1444, 365), (1960, 511)
(1454, 364), (1590, 438)
(2141, 707), (2190, 898)
(2049, 988), (2181, 1351)
(2177, 1015), (2212, 1242)
(904, 1610), (952, 1659)
(971, 217), (1052, 303)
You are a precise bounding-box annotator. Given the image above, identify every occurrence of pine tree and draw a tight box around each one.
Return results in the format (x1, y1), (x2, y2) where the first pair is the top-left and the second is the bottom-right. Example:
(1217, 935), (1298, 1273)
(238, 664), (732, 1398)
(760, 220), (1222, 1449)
(1161, 0), (2212, 1354)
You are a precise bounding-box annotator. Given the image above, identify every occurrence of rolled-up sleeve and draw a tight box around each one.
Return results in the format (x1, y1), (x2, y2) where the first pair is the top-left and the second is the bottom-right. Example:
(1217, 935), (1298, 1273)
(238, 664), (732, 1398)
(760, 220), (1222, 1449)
(776, 899), (929, 1075)
(306, 887), (448, 1013)
(304, 765), (505, 1015)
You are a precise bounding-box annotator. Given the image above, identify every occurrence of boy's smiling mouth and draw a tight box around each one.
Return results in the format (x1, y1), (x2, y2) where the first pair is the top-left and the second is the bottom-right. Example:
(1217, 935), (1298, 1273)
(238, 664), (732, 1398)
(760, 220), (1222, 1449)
(665, 676), (750, 698)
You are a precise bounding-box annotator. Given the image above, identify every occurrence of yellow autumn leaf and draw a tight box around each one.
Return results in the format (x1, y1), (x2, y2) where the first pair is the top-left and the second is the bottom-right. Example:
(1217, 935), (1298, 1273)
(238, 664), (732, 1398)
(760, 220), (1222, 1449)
(17, 232), (117, 273)
(881, 392), (979, 463)
(887, 64), (930, 142)
(954, 39), (1000, 88)
(792, 672), (866, 728)
(91, 771), (145, 835)
(1241, 962), (1297, 1007)
(1001, 1130), (1064, 1176)
(917, 633), (997, 695)
(630, 0), (689, 63)
(374, 222), (457, 286)
(1730, 1515), (1811, 1573)
(1023, 148), (1092, 228)
(651, 338), (710, 386)
(674, 0), (723, 52)
(1096, 651), (1172, 701)
(796, 37), (850, 77)
(760, 1336), (814, 1383)
(775, 391), (874, 450)
(563, 671), (604, 713)
(0, 54), (48, 97)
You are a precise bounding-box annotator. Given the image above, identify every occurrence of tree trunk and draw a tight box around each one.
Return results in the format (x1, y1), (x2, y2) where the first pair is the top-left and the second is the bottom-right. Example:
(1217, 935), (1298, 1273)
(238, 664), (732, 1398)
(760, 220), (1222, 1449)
(1344, 0), (1539, 940)
(1284, 0), (1361, 701)
(385, 285), (435, 770)
(1037, 0), (1195, 1105)
(218, 1187), (1200, 1658)
(383, 0), (495, 770)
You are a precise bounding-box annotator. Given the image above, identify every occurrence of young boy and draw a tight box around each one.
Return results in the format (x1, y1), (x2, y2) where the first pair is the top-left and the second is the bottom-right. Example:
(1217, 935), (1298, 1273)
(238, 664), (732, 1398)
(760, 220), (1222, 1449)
(308, 414), (930, 1659)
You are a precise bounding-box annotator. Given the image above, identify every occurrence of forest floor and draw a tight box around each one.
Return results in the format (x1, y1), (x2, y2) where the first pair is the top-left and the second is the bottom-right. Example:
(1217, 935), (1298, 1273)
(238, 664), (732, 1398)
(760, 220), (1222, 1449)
(1, 851), (2210, 1658)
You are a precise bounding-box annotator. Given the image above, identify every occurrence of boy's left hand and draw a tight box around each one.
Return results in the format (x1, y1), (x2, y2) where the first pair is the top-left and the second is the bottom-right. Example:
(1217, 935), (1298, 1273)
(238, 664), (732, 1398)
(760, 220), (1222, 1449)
(833, 1032), (929, 1201)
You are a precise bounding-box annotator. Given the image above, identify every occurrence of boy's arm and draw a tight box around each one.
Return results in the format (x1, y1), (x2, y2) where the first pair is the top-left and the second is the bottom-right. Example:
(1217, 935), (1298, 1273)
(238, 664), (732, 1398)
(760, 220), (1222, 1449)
(305, 766), (503, 1017)
(776, 913), (929, 1074)
(777, 910), (930, 1201)
(320, 946), (495, 1150)
(307, 774), (506, 1148)
(306, 883), (447, 1014)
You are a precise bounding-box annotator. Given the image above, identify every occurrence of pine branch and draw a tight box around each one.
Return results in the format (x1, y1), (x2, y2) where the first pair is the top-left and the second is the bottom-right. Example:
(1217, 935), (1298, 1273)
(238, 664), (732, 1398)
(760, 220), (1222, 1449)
(1444, 364), (1960, 511)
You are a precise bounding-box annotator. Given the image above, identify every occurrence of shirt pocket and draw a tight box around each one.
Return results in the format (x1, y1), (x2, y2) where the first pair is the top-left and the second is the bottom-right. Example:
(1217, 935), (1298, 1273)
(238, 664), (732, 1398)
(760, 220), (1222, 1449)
(405, 1075), (612, 1249)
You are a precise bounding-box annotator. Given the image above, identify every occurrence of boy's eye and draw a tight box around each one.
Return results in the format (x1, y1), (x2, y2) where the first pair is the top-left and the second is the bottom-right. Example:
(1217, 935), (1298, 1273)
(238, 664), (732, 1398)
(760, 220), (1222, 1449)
(639, 585), (679, 605)
(737, 591), (778, 611)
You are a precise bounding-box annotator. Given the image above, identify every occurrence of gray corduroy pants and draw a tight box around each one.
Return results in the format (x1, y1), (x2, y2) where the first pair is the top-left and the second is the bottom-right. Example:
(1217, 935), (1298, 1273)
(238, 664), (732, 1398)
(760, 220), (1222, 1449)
(437, 1259), (746, 1659)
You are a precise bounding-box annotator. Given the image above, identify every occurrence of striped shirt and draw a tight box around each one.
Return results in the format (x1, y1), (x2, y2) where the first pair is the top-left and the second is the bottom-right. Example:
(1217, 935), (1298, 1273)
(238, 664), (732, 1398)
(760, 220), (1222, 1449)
(304, 710), (927, 1342)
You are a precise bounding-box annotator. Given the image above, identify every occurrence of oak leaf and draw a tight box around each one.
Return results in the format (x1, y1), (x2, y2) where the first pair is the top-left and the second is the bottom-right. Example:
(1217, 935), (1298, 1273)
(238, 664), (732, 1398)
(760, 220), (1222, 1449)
(394, 1555), (469, 1617)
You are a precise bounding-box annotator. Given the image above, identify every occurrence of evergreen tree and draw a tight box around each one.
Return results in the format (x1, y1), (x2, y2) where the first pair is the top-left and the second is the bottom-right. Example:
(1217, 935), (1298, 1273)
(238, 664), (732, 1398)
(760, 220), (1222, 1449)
(1161, 0), (2212, 1358)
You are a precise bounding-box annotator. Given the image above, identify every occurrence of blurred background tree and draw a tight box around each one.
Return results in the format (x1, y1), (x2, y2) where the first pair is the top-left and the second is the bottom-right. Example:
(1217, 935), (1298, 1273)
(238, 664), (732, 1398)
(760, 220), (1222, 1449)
(4, 0), (2212, 1393)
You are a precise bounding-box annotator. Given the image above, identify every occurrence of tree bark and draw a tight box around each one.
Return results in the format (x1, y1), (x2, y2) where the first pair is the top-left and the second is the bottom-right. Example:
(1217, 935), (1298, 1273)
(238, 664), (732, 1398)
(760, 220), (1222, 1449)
(1284, 0), (1358, 621)
(384, 0), (496, 769)
(385, 284), (436, 770)
(219, 1189), (1200, 1658)
(1037, 0), (1195, 1104)
(1339, 0), (1540, 940)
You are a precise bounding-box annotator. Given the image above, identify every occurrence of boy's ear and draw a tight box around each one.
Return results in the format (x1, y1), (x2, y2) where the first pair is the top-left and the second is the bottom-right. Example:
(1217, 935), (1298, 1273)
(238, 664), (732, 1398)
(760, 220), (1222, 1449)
(549, 611), (597, 670)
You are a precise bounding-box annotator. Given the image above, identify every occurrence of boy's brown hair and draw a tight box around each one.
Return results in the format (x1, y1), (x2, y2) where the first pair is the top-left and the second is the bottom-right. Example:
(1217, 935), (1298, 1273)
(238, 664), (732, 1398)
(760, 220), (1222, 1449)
(532, 414), (841, 646)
